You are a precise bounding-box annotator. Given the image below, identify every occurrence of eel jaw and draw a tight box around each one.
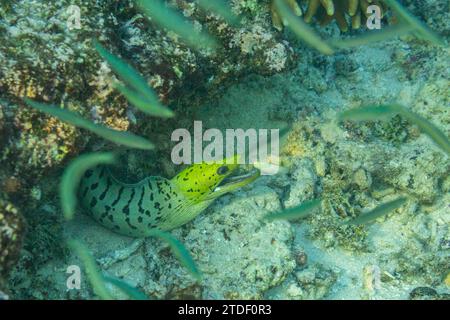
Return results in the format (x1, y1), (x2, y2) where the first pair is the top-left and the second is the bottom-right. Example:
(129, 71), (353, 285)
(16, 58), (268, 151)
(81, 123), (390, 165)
(208, 168), (261, 199)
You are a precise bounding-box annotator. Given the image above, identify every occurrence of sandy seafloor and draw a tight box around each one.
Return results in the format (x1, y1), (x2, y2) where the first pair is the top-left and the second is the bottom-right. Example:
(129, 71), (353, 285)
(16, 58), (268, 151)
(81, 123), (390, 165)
(193, 40), (450, 299)
(2, 2), (449, 300)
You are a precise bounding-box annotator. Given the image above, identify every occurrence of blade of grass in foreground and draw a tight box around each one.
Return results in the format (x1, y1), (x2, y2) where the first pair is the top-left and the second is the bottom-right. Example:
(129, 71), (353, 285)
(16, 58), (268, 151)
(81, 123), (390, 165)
(24, 99), (154, 150)
(103, 275), (150, 300)
(94, 41), (174, 118)
(384, 0), (446, 47)
(274, 0), (334, 55)
(137, 0), (217, 51)
(264, 198), (322, 221)
(61, 152), (116, 220)
(68, 239), (113, 300)
(344, 197), (407, 225)
(148, 229), (202, 281)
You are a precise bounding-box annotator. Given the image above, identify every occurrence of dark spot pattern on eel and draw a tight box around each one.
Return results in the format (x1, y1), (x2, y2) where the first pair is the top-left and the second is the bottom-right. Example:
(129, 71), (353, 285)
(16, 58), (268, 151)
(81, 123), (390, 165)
(77, 161), (254, 238)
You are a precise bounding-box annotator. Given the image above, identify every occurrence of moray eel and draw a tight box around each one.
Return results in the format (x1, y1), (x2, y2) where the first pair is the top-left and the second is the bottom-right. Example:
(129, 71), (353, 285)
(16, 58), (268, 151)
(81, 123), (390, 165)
(78, 158), (260, 237)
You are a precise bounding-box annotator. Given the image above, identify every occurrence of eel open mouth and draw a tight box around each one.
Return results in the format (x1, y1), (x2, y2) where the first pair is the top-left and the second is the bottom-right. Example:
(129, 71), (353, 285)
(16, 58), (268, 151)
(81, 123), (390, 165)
(213, 167), (260, 195)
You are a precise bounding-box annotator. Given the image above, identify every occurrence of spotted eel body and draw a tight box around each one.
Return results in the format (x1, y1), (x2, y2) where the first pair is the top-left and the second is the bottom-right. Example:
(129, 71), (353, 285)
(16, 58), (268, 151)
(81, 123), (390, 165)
(78, 159), (259, 237)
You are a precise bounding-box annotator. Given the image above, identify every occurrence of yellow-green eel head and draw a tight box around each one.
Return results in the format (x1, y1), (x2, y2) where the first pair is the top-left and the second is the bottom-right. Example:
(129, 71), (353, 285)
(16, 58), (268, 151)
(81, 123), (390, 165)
(78, 157), (260, 238)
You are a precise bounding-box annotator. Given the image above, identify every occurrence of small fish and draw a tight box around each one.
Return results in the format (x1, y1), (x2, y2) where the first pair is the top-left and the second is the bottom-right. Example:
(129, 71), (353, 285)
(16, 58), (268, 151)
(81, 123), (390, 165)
(102, 275), (149, 300)
(136, 0), (217, 50)
(264, 198), (322, 221)
(384, 0), (445, 47)
(337, 105), (397, 122)
(345, 197), (407, 225)
(196, 0), (240, 26)
(331, 24), (413, 49)
(94, 42), (174, 118)
(398, 107), (450, 156)
(338, 104), (450, 156)
(147, 229), (202, 281)
(24, 99), (154, 150)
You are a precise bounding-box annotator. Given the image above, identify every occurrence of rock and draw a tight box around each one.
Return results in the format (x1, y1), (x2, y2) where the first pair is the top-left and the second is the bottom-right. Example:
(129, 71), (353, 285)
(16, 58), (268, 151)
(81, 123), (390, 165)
(22, 184), (295, 300)
(0, 0), (296, 188)
(266, 263), (337, 300)
(0, 198), (25, 295)
(409, 287), (439, 300)
(353, 168), (372, 190)
(283, 158), (317, 209)
(186, 185), (295, 299)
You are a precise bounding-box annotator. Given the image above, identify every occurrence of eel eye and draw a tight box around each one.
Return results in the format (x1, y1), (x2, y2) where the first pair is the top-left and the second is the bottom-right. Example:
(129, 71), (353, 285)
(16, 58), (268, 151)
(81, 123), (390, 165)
(217, 166), (229, 175)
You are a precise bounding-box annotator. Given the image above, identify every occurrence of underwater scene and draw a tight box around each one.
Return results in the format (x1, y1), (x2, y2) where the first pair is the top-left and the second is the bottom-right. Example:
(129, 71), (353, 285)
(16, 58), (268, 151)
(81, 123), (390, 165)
(0, 0), (449, 301)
